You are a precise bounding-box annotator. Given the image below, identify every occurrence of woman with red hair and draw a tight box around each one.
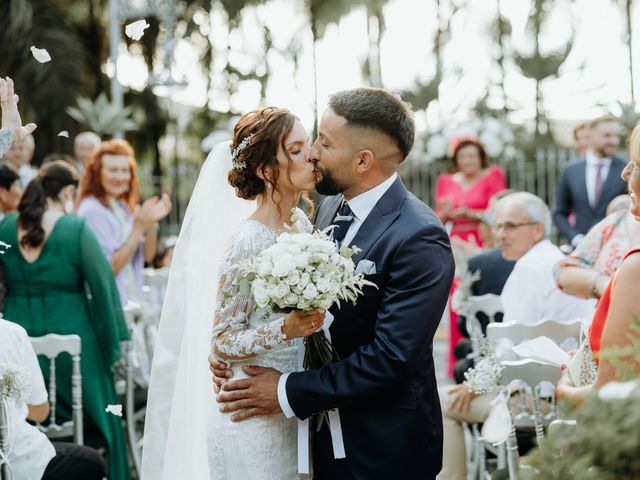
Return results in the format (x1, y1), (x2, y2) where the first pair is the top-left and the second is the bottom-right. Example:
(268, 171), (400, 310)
(77, 139), (171, 304)
(435, 137), (506, 377)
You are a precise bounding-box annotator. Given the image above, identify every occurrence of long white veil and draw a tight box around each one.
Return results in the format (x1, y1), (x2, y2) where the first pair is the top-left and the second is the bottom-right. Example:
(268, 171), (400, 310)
(141, 141), (256, 480)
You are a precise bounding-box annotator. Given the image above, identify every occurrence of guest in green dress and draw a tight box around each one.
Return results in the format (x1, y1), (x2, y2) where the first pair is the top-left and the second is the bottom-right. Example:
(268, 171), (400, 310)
(0, 160), (131, 480)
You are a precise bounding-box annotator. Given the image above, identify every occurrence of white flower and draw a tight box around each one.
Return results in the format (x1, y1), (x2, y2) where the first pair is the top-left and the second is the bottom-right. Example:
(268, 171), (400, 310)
(30, 46), (51, 63)
(302, 283), (318, 300)
(426, 134), (447, 159)
(316, 277), (331, 293)
(125, 20), (150, 41)
(285, 270), (301, 285)
(252, 281), (270, 307)
(0, 364), (31, 403)
(105, 404), (123, 417)
(275, 283), (291, 299)
(272, 258), (296, 277)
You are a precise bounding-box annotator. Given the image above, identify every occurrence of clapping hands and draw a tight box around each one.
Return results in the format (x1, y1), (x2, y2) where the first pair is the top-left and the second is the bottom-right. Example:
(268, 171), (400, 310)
(0, 77), (36, 142)
(134, 193), (172, 232)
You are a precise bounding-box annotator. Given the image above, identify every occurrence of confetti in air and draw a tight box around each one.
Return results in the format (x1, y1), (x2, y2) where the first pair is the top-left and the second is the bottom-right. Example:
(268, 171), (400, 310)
(125, 20), (150, 41)
(105, 404), (123, 417)
(30, 46), (52, 63)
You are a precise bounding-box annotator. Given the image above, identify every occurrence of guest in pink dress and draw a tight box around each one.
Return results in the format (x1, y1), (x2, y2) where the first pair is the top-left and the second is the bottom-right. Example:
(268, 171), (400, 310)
(435, 137), (506, 376)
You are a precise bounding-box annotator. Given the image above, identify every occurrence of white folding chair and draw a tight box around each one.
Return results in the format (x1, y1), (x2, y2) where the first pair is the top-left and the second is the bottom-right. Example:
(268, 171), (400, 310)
(116, 302), (147, 476)
(486, 319), (581, 346)
(29, 334), (83, 445)
(466, 294), (503, 361)
(0, 398), (11, 480)
(499, 359), (562, 479)
(461, 294), (504, 480)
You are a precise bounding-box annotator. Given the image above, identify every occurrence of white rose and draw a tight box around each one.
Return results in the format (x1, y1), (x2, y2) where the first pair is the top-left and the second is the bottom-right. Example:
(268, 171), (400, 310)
(302, 283), (318, 300)
(300, 273), (311, 288)
(286, 270), (301, 285)
(272, 258), (297, 277)
(284, 292), (299, 306)
(316, 277), (330, 293)
(276, 283), (291, 299)
(253, 284), (270, 307)
(258, 258), (273, 276)
(293, 252), (311, 267)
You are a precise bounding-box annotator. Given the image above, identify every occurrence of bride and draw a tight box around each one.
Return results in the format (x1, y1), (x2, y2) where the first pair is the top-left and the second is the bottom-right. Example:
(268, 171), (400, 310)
(142, 107), (325, 479)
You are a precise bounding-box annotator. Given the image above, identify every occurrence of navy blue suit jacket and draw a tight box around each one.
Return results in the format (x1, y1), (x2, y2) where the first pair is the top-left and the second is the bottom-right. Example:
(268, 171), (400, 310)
(553, 156), (627, 242)
(285, 176), (455, 479)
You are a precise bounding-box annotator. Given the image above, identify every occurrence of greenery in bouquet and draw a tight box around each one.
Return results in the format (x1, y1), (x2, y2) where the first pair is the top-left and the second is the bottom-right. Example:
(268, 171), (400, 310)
(236, 210), (376, 370)
(521, 316), (640, 479)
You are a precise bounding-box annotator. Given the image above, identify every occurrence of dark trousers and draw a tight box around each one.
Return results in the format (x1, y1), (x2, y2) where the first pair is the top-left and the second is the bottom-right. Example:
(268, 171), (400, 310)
(42, 442), (107, 480)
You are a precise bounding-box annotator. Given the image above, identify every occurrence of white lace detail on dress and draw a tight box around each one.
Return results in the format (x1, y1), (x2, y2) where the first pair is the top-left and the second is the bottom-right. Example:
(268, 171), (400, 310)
(211, 211), (312, 360)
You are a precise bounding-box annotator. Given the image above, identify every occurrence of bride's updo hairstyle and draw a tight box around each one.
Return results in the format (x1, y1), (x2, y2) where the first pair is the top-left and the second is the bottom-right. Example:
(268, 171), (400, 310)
(228, 107), (297, 201)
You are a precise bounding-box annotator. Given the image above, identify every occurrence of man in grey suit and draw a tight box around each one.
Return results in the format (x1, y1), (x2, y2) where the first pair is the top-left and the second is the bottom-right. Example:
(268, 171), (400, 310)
(553, 115), (628, 246)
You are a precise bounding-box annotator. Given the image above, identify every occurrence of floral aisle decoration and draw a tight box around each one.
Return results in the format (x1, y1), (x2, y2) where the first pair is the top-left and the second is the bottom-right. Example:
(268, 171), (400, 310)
(422, 117), (517, 164)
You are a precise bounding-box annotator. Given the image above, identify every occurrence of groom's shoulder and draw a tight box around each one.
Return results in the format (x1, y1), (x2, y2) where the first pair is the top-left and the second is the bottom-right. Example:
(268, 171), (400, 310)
(399, 192), (444, 232)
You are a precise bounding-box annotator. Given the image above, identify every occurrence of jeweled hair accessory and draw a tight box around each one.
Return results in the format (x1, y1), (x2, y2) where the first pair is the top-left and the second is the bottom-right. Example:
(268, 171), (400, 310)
(231, 133), (254, 170)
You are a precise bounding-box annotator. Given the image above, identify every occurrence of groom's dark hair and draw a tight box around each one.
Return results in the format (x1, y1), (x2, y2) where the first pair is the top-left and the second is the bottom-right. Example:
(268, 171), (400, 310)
(328, 88), (415, 161)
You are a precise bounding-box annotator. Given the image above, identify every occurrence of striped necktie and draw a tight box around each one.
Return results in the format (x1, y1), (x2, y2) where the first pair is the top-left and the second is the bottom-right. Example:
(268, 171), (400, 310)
(332, 201), (354, 244)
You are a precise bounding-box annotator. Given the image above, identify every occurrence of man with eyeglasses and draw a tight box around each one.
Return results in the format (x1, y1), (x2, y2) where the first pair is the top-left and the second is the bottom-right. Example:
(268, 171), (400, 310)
(496, 192), (593, 325)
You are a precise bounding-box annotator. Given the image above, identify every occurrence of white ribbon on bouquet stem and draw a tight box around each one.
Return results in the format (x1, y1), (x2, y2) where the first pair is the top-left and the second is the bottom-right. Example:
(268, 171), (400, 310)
(297, 311), (346, 474)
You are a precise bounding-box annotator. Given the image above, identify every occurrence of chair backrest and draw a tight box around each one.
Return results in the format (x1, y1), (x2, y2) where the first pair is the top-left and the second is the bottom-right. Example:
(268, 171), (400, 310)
(500, 358), (563, 478)
(467, 294), (503, 323)
(29, 334), (83, 445)
(466, 294), (504, 361)
(500, 358), (562, 387)
(486, 319), (581, 346)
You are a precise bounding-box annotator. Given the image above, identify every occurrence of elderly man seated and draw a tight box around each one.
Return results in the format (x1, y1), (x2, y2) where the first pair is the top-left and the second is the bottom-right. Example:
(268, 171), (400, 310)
(497, 192), (593, 325)
(437, 192), (592, 480)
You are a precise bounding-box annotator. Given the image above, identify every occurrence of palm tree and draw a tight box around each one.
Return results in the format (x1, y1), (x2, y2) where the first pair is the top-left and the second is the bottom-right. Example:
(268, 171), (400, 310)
(0, 0), (89, 162)
(513, 0), (573, 142)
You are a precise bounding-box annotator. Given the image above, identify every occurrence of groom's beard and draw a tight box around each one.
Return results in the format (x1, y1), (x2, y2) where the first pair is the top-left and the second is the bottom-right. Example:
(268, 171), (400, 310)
(315, 167), (348, 196)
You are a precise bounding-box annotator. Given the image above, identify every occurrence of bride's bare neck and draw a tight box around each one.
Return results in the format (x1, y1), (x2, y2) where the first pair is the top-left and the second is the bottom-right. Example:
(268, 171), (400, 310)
(250, 189), (300, 231)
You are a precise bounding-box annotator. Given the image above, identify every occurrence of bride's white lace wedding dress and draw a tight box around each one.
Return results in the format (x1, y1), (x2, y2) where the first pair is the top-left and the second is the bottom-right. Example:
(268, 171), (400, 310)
(207, 213), (311, 479)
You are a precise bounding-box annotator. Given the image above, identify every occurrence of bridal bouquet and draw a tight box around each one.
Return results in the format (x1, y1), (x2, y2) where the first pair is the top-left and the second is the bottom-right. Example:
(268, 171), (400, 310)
(238, 210), (375, 369)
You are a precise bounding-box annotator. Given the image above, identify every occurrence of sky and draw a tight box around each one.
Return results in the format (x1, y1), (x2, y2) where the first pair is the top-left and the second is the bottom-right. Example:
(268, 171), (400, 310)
(113, 0), (640, 140)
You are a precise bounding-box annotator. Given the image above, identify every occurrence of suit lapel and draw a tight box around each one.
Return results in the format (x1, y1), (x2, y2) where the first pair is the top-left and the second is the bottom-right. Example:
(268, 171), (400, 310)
(315, 195), (343, 231)
(598, 156), (625, 207)
(349, 176), (407, 264)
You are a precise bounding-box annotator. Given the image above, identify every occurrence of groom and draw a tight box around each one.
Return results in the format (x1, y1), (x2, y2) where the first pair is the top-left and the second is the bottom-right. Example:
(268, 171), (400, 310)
(212, 87), (455, 479)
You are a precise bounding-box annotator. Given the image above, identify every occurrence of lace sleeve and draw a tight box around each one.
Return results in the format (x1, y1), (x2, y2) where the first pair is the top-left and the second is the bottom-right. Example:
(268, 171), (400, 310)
(212, 224), (292, 360)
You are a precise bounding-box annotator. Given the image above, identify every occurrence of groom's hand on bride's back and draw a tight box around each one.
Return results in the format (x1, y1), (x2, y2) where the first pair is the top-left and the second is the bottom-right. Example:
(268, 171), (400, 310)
(216, 366), (282, 422)
(209, 354), (233, 394)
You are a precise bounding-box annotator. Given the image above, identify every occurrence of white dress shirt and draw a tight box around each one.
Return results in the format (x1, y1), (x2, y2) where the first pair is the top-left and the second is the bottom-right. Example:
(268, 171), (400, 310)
(585, 149), (612, 208)
(0, 319), (56, 480)
(277, 172), (398, 418)
(501, 239), (594, 326)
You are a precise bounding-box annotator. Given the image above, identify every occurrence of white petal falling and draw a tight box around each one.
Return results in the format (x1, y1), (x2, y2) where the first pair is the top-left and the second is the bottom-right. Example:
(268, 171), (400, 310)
(125, 20), (150, 41)
(30, 46), (52, 63)
(105, 404), (123, 417)
(57, 130), (69, 138)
